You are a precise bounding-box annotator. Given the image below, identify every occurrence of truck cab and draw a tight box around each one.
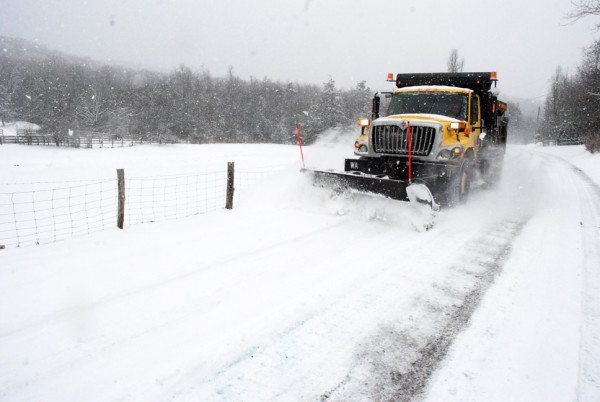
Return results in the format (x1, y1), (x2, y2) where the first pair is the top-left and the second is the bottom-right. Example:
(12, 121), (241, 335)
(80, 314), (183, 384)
(354, 85), (484, 164)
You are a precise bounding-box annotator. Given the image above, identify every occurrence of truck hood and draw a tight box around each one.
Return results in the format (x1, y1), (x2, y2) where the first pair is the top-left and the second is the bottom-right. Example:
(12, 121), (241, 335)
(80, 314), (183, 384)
(378, 113), (464, 125)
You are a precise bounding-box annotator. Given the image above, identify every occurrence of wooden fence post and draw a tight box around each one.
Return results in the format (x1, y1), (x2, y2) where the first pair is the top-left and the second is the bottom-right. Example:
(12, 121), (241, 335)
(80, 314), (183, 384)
(117, 169), (125, 229)
(226, 162), (234, 210)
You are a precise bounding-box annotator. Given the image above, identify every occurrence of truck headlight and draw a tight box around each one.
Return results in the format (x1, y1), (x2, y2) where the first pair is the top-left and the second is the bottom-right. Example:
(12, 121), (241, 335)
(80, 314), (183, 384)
(437, 149), (452, 160)
(354, 141), (368, 154)
(437, 147), (462, 160)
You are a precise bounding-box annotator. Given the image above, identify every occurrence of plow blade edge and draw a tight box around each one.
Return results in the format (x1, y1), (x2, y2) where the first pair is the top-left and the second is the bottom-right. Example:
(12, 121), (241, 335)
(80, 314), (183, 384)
(303, 169), (439, 211)
(306, 169), (410, 200)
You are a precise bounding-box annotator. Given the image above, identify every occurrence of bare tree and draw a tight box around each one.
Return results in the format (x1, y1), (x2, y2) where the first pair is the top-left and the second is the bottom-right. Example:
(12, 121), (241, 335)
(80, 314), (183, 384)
(447, 49), (464, 73)
(0, 86), (12, 126)
(76, 86), (111, 131)
(567, 0), (600, 27)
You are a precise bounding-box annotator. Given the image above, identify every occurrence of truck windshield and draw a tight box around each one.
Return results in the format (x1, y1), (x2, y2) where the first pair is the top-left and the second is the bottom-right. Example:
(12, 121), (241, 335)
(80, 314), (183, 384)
(387, 92), (469, 120)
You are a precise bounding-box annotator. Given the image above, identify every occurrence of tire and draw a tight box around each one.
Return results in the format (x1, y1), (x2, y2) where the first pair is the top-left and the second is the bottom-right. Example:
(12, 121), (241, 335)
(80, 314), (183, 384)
(457, 160), (472, 203)
(438, 160), (471, 207)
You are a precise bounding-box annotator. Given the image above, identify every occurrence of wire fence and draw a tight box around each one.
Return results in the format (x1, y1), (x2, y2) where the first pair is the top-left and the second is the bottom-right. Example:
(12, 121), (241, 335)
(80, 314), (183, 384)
(124, 171), (227, 226)
(0, 180), (117, 248)
(0, 164), (286, 249)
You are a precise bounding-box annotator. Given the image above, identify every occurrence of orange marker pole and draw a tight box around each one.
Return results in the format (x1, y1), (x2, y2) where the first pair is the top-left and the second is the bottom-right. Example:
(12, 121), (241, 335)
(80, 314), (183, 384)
(295, 123), (305, 169)
(407, 122), (413, 183)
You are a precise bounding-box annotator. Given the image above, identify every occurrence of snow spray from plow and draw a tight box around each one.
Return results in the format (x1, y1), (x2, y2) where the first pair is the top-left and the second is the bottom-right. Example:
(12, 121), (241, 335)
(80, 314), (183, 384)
(296, 123), (438, 231)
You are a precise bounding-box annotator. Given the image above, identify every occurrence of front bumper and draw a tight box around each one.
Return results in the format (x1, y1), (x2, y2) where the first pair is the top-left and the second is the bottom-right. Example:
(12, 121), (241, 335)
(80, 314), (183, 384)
(344, 156), (459, 182)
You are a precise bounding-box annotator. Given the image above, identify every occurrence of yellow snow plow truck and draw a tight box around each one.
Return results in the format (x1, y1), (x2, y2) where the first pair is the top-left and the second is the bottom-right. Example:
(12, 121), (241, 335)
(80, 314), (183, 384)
(307, 72), (508, 208)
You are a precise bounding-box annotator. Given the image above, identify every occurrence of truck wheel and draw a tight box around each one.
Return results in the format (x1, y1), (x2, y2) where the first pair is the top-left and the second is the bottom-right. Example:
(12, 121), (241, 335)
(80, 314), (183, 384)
(443, 160), (471, 207)
(457, 160), (471, 203)
(433, 160), (472, 208)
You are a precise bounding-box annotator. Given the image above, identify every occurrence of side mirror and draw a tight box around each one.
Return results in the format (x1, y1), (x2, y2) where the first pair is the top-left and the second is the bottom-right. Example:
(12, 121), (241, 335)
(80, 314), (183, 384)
(371, 96), (380, 120)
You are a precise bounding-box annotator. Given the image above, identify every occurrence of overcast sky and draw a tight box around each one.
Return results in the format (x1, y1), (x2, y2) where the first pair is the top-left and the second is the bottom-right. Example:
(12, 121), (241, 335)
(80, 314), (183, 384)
(1, 0), (598, 101)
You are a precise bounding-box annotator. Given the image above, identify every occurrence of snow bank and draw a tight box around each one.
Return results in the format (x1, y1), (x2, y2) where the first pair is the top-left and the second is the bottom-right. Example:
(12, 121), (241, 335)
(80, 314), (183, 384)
(533, 144), (600, 187)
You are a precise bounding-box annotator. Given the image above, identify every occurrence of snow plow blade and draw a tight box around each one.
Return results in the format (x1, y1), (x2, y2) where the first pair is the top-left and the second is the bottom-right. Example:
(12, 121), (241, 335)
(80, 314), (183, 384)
(303, 169), (439, 229)
(307, 169), (409, 199)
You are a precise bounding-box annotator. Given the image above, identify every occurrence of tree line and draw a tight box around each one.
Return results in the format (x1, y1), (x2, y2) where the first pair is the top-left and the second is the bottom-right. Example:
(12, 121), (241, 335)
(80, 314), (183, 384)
(4, 33), (597, 151)
(0, 36), (371, 145)
(537, 1), (600, 152)
(537, 39), (600, 151)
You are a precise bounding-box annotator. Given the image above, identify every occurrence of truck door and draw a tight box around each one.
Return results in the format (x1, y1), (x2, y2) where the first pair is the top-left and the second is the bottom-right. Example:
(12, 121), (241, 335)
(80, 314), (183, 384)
(371, 92), (393, 119)
(470, 94), (481, 150)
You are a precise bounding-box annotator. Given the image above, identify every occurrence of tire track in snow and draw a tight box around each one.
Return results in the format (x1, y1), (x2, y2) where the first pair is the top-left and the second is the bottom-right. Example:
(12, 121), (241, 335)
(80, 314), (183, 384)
(323, 217), (529, 401)
(157, 223), (453, 401)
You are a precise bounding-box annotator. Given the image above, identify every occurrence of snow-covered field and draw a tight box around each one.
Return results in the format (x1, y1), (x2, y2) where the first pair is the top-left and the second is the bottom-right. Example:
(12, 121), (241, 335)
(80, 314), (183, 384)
(1, 136), (599, 401)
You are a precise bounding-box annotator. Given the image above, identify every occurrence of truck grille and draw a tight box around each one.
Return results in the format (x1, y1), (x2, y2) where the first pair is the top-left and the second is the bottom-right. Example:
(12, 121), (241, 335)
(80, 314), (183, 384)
(371, 125), (436, 156)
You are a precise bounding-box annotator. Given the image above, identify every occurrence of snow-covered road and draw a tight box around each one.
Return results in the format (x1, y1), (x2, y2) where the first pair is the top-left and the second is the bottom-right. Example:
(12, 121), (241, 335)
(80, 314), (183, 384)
(0, 140), (598, 401)
(425, 149), (600, 402)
